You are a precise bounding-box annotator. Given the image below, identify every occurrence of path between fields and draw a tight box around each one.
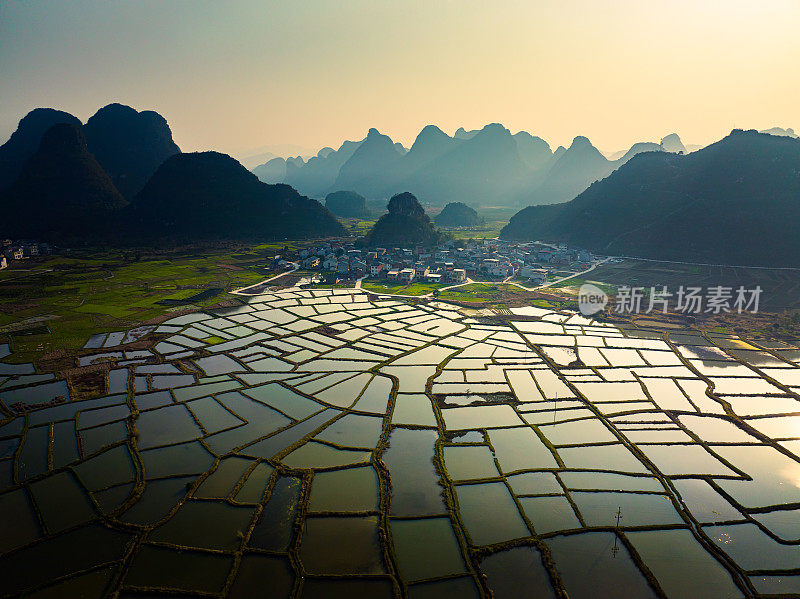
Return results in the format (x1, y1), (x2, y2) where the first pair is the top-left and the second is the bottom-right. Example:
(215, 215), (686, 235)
(358, 258), (611, 299)
(231, 258), (608, 299)
(231, 262), (299, 295)
(615, 255), (800, 271)
(0, 267), (54, 281)
(517, 257), (611, 290)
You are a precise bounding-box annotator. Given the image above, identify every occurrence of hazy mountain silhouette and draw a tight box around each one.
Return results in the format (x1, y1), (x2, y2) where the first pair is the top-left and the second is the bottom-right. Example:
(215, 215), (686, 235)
(257, 124), (541, 205)
(550, 146), (567, 161)
(660, 133), (686, 153)
(616, 142), (663, 164)
(403, 125), (458, 174)
(133, 151), (345, 240)
(501, 130), (800, 266)
(401, 123), (527, 204)
(360, 192), (442, 247)
(434, 202), (480, 227)
(238, 150), (278, 170)
(291, 140), (363, 196)
(256, 123), (696, 207)
(518, 136), (613, 205)
(453, 127), (479, 140)
(236, 154), (308, 184)
(254, 138), (364, 197)
(2, 124), (126, 238)
(0, 108), (82, 190)
(760, 127), (797, 138)
(325, 190), (370, 218)
(252, 157), (288, 182)
(83, 103), (181, 198)
(239, 145), (317, 169)
(514, 132), (552, 170)
(283, 155), (309, 189)
(334, 128), (405, 197)
(516, 136), (678, 206)
(607, 135), (683, 160)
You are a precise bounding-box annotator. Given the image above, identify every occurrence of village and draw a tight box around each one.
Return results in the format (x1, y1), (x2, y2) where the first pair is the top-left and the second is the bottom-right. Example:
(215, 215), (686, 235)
(284, 239), (597, 286)
(0, 239), (52, 270)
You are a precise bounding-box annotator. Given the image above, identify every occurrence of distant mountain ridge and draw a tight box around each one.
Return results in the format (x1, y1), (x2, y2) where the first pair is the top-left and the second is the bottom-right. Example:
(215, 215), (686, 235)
(660, 133), (686, 153)
(760, 127), (797, 139)
(0, 104), (345, 243)
(252, 125), (690, 207)
(334, 128), (404, 197)
(500, 130), (800, 266)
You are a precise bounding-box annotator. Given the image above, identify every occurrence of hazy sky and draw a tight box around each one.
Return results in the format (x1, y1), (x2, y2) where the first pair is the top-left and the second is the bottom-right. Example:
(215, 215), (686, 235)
(1, 0), (798, 158)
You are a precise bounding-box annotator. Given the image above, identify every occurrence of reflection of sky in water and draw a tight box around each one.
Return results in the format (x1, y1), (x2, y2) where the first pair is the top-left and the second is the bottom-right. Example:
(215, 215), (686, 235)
(3, 290), (800, 596)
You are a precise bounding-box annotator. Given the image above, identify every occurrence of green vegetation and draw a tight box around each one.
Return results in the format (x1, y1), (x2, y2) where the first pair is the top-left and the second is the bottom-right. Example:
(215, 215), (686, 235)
(361, 280), (447, 296)
(253, 242), (302, 252)
(445, 223), (505, 240)
(531, 299), (556, 308)
(501, 130), (800, 267)
(359, 193), (443, 247)
(438, 283), (535, 303)
(324, 190), (370, 219)
(339, 218), (377, 237)
(438, 283), (499, 303)
(431, 207), (508, 240)
(434, 202), (480, 227)
(476, 206), (519, 222)
(0, 246), (277, 362)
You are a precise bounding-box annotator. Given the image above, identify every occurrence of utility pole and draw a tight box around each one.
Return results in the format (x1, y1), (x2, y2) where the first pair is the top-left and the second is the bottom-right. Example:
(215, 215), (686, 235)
(553, 391), (558, 424)
(611, 506), (623, 558)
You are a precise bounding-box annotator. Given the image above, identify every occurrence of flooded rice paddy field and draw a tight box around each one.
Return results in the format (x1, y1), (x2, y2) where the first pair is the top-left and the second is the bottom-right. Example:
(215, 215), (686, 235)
(1, 289), (800, 598)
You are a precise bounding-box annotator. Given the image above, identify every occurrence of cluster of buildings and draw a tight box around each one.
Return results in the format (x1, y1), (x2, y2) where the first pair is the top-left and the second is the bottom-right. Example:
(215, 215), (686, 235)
(280, 239), (594, 285)
(0, 240), (51, 270)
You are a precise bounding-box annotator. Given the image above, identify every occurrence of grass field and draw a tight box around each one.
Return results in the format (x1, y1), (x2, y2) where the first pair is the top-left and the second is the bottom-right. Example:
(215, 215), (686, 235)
(438, 283), (536, 303)
(361, 280), (447, 296)
(338, 218), (377, 237)
(8, 245), (799, 368)
(444, 224), (505, 240)
(0, 246), (280, 363)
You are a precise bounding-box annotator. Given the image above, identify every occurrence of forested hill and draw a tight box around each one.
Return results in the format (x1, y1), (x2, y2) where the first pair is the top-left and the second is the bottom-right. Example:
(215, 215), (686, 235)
(500, 130), (800, 267)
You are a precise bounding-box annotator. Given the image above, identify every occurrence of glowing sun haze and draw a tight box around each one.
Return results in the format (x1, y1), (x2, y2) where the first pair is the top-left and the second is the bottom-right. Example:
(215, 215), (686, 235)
(1, 0), (798, 157)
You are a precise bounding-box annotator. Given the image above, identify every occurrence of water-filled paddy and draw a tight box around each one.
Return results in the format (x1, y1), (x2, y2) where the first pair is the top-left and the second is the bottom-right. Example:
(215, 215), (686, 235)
(479, 546), (556, 598)
(308, 465), (379, 512)
(547, 532), (658, 598)
(519, 495), (581, 533)
(443, 445), (500, 480)
(0, 287), (797, 597)
(390, 517), (467, 581)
